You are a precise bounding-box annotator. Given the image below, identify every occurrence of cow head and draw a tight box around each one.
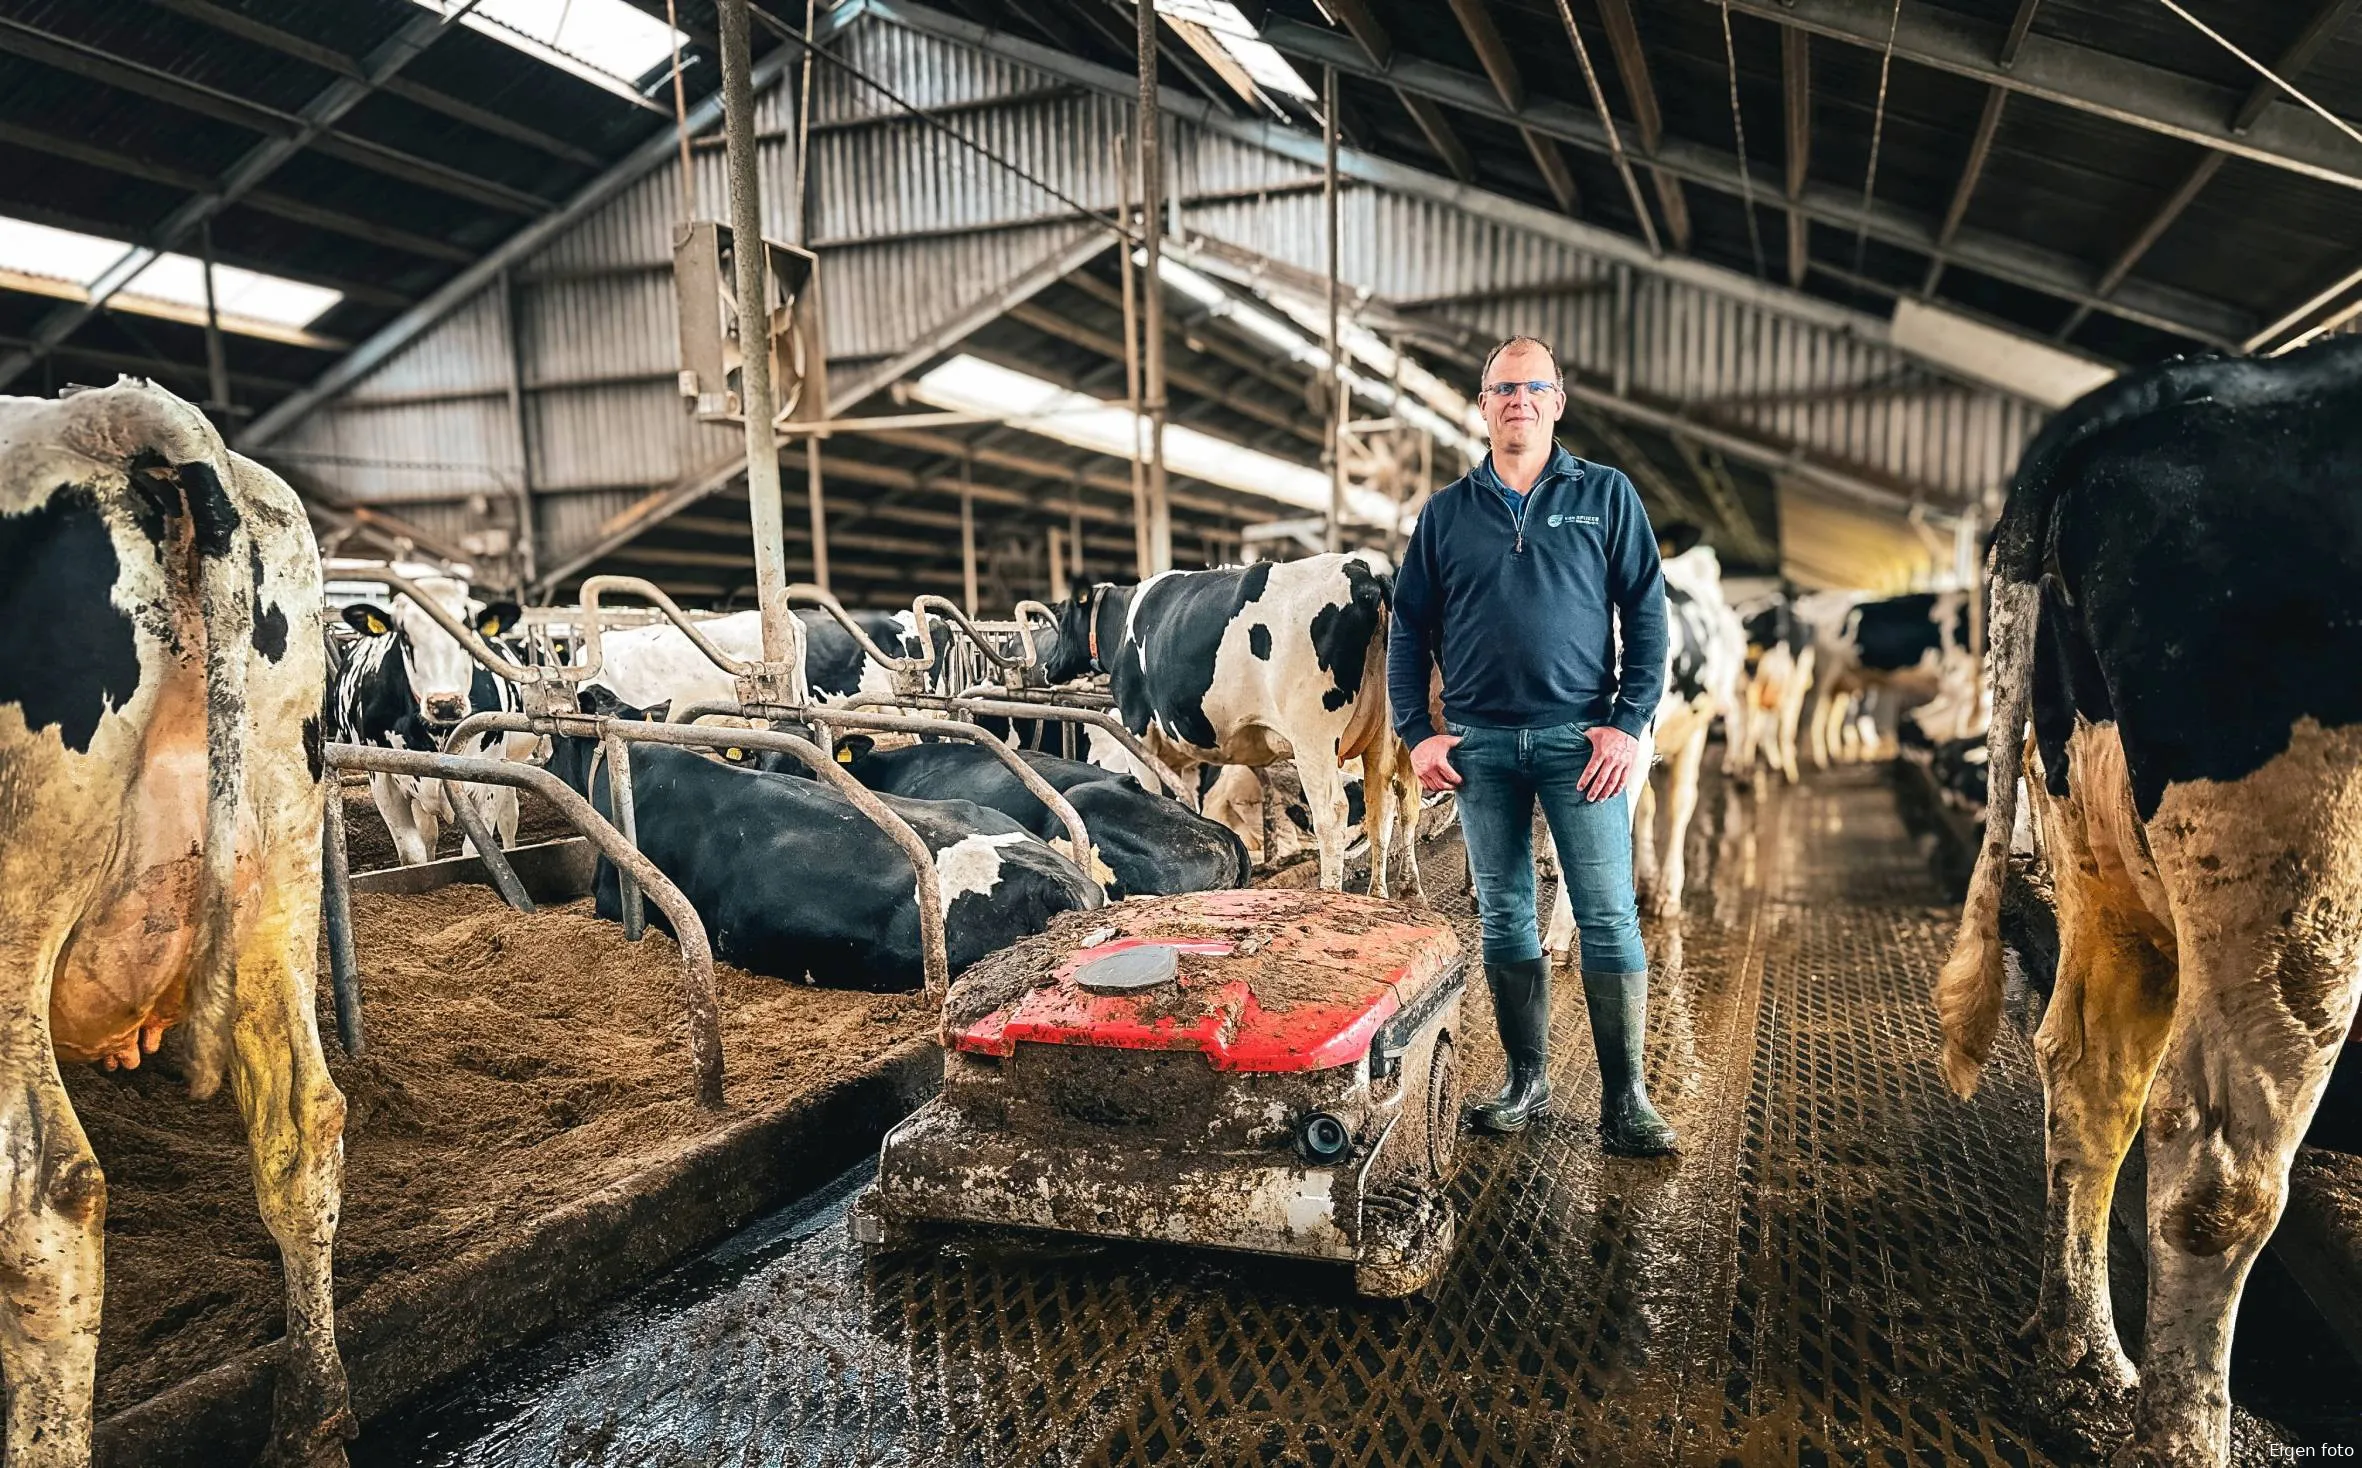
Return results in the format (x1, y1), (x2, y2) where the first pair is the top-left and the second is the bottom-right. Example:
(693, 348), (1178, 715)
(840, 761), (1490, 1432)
(1038, 582), (1139, 685)
(342, 576), (519, 731)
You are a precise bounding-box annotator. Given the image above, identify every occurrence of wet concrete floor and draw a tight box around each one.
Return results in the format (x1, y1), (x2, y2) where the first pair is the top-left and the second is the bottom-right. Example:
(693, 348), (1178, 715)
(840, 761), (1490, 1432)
(362, 767), (2357, 1466)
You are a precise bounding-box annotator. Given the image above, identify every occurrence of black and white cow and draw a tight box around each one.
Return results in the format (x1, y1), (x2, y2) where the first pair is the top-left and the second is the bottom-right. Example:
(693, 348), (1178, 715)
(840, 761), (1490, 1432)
(1940, 340), (2362, 1467)
(806, 736), (1248, 899)
(331, 575), (533, 865)
(0, 382), (350, 1461)
(1808, 589), (1973, 767)
(580, 606), (905, 713)
(550, 709), (1101, 989)
(1037, 552), (1418, 896)
(1729, 598), (1817, 785)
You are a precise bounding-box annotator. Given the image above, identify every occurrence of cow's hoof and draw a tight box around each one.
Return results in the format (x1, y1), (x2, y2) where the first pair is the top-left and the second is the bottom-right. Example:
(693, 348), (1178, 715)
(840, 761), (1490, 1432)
(2017, 1310), (2139, 1398)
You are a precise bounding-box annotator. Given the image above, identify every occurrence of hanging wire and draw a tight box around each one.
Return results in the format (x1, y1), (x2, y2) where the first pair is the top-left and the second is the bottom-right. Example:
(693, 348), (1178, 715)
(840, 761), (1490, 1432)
(1848, 0), (1905, 282)
(2149, 0), (2362, 148)
(1719, 1), (1769, 282)
(748, 6), (1143, 247)
(665, 0), (693, 219)
(1548, 0), (1664, 257)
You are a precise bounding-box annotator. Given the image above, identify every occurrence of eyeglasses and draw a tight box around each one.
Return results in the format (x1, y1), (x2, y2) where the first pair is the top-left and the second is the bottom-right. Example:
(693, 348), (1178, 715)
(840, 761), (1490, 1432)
(1479, 379), (1561, 401)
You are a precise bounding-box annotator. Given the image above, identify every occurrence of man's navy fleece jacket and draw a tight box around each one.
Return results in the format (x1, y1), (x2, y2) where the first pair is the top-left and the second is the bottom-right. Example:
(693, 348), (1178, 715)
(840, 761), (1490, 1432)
(1387, 445), (1668, 748)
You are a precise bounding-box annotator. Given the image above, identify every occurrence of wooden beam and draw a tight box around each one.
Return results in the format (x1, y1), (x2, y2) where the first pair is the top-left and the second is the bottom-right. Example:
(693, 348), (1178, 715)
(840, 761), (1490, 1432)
(1921, 86), (2009, 296)
(2231, 0), (2361, 134)
(2055, 149), (2226, 338)
(1782, 27), (1811, 287)
(1595, 0), (1688, 250)
(1999, 0), (2042, 68)
(1444, 0), (1578, 214)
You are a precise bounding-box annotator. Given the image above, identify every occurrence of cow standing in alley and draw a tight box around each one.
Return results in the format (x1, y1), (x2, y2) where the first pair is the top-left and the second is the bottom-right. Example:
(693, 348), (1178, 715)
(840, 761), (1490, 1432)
(331, 576), (530, 865)
(1038, 552), (1416, 896)
(1809, 590), (1971, 767)
(0, 383), (350, 1463)
(1729, 599), (1816, 785)
(1939, 341), (2362, 1467)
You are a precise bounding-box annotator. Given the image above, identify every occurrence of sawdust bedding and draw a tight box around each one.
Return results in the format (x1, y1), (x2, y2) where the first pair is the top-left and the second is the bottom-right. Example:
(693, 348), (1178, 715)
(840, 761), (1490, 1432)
(66, 885), (928, 1418)
(338, 781), (580, 874)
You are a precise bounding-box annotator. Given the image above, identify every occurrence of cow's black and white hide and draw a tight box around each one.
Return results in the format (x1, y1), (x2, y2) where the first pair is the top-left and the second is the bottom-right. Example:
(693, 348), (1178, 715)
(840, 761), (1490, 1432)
(331, 577), (532, 865)
(1540, 543), (1740, 953)
(1729, 597), (1817, 785)
(0, 381), (350, 1461)
(1807, 589), (1973, 767)
(792, 736), (1247, 899)
(1938, 338), (2362, 1467)
(581, 605), (907, 714)
(548, 726), (1100, 990)
(1036, 552), (1418, 895)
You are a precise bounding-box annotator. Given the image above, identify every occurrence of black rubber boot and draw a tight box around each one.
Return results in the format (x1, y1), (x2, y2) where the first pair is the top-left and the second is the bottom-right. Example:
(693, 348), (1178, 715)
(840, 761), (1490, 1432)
(1468, 957), (1553, 1134)
(1583, 969), (1679, 1156)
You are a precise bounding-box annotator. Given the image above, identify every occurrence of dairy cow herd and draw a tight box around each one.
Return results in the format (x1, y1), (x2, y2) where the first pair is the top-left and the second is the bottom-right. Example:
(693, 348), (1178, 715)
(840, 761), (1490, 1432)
(4, 345), (2360, 1464)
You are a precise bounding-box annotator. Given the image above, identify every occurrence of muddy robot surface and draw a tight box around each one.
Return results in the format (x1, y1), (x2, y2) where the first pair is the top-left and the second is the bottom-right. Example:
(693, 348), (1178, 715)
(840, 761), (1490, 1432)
(851, 889), (1467, 1297)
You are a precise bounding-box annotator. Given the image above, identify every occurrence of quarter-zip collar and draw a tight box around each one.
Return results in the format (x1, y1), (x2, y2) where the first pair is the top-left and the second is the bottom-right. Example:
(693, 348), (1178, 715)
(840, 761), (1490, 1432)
(1473, 445), (1584, 555)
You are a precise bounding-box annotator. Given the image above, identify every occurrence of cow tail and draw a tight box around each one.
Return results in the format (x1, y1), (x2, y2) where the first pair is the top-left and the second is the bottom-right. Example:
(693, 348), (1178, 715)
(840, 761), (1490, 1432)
(1935, 565), (2038, 1101)
(185, 467), (253, 1101)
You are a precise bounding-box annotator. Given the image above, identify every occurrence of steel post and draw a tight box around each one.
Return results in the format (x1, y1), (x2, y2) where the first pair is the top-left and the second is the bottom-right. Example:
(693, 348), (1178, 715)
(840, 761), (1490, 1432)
(320, 781), (363, 1056)
(602, 730), (647, 939)
(448, 786), (537, 915)
(1137, 0), (1171, 572)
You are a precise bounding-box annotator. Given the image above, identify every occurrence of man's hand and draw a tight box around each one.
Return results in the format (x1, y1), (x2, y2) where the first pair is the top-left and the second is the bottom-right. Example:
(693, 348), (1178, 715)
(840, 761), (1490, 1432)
(1411, 733), (1463, 792)
(1579, 725), (1641, 801)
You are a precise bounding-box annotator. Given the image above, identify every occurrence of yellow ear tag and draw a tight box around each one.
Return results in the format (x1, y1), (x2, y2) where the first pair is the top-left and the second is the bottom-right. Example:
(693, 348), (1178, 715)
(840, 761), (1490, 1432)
(725, 747), (745, 762)
(365, 613), (391, 635)
(479, 616), (503, 637)
(835, 746), (854, 763)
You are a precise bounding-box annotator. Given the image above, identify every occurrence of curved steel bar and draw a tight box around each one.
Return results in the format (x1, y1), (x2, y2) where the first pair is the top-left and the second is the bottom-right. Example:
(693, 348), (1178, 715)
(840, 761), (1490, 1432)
(452, 712), (954, 997)
(784, 583), (928, 676)
(682, 701), (1103, 909)
(573, 574), (799, 695)
(339, 564), (546, 685)
(324, 741), (726, 1109)
(909, 594), (1037, 673)
(600, 731), (646, 939)
(846, 691), (1197, 809)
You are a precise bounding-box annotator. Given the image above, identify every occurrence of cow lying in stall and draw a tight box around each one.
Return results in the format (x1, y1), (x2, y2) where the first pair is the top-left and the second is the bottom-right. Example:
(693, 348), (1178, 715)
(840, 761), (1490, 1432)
(804, 736), (1247, 899)
(580, 605), (907, 712)
(1939, 340), (2362, 1467)
(331, 576), (533, 865)
(1037, 552), (1422, 898)
(554, 694), (1101, 988)
(0, 382), (350, 1463)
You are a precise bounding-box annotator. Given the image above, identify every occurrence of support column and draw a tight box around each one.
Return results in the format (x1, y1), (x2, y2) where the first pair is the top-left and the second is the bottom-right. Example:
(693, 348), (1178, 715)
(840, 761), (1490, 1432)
(198, 221), (231, 418)
(1138, 0), (1171, 572)
(500, 268), (538, 590)
(806, 439), (830, 595)
(1324, 64), (1344, 557)
(719, 0), (792, 665)
(960, 463), (979, 616)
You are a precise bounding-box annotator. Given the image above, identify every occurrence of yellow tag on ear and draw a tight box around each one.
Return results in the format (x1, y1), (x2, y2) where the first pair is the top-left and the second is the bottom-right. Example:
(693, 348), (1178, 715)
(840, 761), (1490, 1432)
(479, 616), (504, 637)
(364, 612), (391, 636)
(725, 747), (745, 762)
(835, 745), (854, 763)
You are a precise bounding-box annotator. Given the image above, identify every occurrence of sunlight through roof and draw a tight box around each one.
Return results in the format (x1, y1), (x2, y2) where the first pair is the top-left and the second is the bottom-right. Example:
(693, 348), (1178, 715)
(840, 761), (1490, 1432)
(909, 354), (1400, 523)
(0, 217), (342, 345)
(1153, 0), (1314, 102)
(410, 0), (682, 102)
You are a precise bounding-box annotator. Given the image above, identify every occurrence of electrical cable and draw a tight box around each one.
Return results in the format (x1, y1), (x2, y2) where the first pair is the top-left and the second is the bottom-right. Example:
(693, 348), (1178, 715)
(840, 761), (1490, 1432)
(2150, 0), (2362, 148)
(1848, 0), (1903, 282)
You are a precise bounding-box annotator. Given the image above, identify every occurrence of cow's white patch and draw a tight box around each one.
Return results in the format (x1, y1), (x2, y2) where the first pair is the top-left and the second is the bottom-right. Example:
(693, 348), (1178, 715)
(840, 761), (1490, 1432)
(930, 830), (1031, 917)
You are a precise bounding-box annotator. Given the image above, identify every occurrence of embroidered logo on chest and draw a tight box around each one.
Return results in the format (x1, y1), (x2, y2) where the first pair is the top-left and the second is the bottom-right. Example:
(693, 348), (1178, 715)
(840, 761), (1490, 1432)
(1546, 513), (1602, 528)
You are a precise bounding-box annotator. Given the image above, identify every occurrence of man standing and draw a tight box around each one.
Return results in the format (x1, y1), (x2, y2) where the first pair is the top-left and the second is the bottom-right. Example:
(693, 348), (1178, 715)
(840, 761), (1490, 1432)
(1386, 336), (1678, 1156)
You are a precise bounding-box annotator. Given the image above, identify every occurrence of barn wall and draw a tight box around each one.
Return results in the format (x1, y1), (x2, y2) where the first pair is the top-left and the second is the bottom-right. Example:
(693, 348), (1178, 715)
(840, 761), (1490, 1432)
(267, 9), (2045, 582)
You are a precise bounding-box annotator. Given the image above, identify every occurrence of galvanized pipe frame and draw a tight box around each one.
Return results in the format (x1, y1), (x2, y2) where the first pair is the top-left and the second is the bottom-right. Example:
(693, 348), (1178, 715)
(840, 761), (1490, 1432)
(840, 689), (1198, 810)
(674, 700), (1104, 904)
(442, 710), (956, 995)
(325, 741), (728, 1109)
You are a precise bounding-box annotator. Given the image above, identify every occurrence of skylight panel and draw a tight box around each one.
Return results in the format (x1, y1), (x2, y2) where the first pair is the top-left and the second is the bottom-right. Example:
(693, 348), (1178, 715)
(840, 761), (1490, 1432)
(1152, 0), (1315, 102)
(909, 354), (1400, 525)
(410, 0), (682, 102)
(0, 216), (342, 345)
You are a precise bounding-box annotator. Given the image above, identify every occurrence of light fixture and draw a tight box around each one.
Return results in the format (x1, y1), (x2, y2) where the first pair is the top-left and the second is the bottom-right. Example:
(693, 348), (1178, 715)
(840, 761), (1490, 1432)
(0, 216), (342, 345)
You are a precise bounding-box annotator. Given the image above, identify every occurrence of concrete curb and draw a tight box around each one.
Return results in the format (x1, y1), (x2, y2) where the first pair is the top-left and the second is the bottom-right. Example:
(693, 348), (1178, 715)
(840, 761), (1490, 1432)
(96, 1036), (943, 1467)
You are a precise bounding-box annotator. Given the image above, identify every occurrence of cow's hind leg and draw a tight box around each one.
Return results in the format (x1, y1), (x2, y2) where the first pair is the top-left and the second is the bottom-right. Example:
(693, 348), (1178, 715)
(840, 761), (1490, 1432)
(368, 772), (432, 867)
(1647, 719), (1710, 918)
(2023, 892), (2173, 1403)
(228, 890), (354, 1465)
(0, 999), (105, 1468)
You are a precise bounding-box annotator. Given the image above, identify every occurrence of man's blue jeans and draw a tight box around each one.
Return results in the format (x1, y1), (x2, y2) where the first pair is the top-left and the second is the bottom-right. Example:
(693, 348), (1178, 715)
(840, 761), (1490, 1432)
(1449, 719), (1648, 972)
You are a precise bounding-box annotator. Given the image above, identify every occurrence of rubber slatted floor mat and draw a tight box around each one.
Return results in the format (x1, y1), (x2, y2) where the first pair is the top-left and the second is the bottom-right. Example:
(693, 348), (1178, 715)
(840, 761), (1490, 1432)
(361, 768), (2323, 1467)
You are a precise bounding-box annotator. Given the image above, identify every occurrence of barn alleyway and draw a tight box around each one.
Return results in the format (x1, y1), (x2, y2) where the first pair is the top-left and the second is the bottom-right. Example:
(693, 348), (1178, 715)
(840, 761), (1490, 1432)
(360, 767), (2350, 1467)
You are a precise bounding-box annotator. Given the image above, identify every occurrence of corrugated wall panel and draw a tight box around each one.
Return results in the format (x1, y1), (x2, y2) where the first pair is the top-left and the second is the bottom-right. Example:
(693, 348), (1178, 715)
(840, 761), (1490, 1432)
(527, 382), (740, 493)
(341, 284), (509, 400)
(275, 396), (517, 505)
(823, 220), (1095, 362)
(813, 20), (1048, 126)
(811, 91), (1127, 242)
(521, 270), (681, 384)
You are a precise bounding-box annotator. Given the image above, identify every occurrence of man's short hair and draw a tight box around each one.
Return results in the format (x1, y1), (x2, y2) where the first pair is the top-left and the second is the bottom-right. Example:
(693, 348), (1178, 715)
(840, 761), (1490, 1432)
(1480, 335), (1563, 389)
